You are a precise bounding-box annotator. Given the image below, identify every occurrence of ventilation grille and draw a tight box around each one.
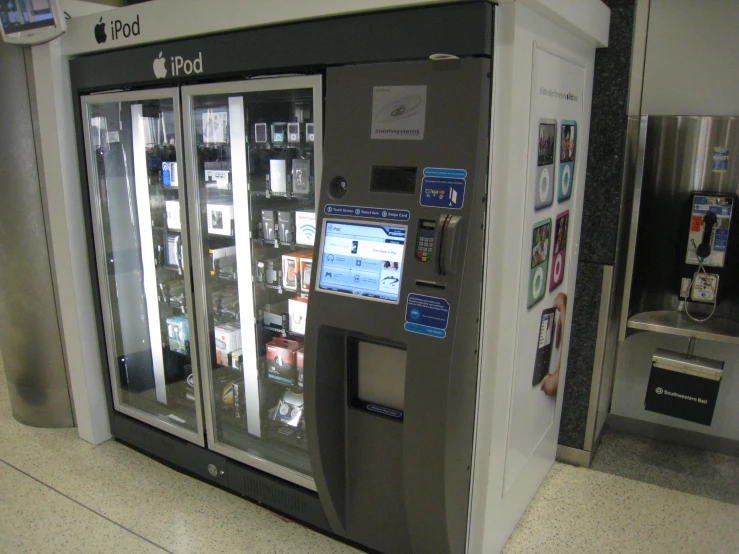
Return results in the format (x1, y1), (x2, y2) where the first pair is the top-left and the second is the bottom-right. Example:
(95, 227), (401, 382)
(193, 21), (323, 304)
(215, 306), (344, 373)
(243, 474), (308, 515)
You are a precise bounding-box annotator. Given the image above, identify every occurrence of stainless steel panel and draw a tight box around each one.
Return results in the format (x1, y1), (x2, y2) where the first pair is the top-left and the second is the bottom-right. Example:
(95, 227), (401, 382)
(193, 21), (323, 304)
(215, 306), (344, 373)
(628, 116), (739, 319)
(0, 41), (73, 427)
(627, 310), (739, 345)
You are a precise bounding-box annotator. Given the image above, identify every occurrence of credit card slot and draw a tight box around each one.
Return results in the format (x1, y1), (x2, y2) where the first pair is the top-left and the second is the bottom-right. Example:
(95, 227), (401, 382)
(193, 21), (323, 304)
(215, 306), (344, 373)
(415, 280), (446, 290)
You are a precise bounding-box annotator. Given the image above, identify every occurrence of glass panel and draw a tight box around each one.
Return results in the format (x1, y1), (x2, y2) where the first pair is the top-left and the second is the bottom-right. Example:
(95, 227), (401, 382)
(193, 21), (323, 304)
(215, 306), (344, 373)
(190, 86), (317, 478)
(85, 96), (199, 437)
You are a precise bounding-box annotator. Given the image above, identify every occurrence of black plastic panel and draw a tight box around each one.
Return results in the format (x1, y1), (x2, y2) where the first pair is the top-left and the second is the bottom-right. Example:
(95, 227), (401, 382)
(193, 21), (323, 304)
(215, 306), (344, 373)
(70, 3), (493, 93)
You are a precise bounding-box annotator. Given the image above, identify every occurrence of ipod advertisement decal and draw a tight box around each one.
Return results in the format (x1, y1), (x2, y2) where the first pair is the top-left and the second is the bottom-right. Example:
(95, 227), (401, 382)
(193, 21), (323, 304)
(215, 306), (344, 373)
(503, 46), (585, 494)
(558, 121), (577, 201)
(550, 210), (569, 291)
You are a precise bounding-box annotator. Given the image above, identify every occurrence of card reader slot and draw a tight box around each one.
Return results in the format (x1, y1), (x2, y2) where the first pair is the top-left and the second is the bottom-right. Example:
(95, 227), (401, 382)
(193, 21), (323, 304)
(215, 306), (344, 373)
(415, 280), (446, 290)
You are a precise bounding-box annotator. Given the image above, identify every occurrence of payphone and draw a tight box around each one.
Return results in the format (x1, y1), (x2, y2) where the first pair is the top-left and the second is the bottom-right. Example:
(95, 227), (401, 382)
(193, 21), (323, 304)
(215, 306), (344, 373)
(678, 192), (737, 321)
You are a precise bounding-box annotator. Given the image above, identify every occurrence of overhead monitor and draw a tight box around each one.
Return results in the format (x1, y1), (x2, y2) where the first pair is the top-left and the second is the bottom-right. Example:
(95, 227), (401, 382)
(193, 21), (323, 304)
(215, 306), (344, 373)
(0, 0), (66, 45)
(317, 219), (407, 303)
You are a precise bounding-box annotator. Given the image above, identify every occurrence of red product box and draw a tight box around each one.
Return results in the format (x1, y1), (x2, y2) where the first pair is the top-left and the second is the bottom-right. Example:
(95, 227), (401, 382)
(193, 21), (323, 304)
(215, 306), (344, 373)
(266, 337), (300, 368)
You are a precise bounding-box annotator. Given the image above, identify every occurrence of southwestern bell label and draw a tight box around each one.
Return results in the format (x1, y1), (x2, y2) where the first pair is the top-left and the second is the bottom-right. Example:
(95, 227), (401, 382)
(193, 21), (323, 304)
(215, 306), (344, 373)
(371, 86), (427, 141)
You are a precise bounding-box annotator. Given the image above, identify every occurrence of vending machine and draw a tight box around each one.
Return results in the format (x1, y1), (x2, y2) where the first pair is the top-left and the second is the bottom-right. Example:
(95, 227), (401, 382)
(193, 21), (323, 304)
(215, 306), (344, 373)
(66, 2), (607, 552)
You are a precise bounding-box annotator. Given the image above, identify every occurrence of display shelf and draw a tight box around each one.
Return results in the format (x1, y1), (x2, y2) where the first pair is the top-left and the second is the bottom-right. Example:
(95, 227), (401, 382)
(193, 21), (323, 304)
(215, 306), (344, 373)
(627, 310), (739, 345)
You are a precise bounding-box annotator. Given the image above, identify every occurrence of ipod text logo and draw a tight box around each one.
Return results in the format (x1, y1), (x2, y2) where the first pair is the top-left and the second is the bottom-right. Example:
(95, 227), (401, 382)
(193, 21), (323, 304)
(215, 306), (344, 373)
(171, 53), (204, 76)
(95, 14), (140, 44)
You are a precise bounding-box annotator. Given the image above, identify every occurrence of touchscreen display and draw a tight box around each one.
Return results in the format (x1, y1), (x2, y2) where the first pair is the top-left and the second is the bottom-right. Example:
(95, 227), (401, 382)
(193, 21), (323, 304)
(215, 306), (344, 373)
(1, 0), (54, 35)
(318, 220), (407, 303)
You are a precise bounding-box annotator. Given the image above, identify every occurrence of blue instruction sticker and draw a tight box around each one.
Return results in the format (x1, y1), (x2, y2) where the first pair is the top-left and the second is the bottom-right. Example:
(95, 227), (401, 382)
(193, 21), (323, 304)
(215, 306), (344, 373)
(325, 205), (410, 221)
(423, 167), (468, 179)
(404, 293), (450, 339)
(420, 175), (466, 209)
(713, 147), (729, 172)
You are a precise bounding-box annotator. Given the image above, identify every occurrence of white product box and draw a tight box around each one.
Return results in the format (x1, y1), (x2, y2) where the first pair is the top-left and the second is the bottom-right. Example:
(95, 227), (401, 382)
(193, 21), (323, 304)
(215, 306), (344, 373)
(282, 250), (312, 292)
(300, 258), (312, 294)
(295, 211), (316, 246)
(165, 200), (181, 230)
(205, 169), (230, 189)
(202, 111), (228, 143)
(269, 159), (287, 193)
(288, 296), (308, 335)
(214, 323), (242, 366)
(207, 203), (234, 236)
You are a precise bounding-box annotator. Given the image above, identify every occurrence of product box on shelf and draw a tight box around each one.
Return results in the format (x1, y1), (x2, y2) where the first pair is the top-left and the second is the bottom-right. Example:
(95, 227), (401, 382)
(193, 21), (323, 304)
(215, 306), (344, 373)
(265, 337), (300, 385)
(260, 210), (277, 242)
(282, 250), (312, 291)
(204, 169), (230, 189)
(209, 245), (236, 279)
(269, 159), (287, 194)
(165, 200), (181, 230)
(207, 203), (234, 236)
(289, 296), (308, 335)
(213, 288), (239, 321)
(163, 234), (182, 272)
(159, 279), (186, 310)
(166, 316), (189, 355)
(277, 211), (294, 243)
(297, 348), (304, 388)
(295, 211), (316, 246)
(229, 349), (243, 371)
(291, 159), (311, 194)
(213, 368), (245, 421)
(162, 161), (178, 187)
(268, 389), (307, 449)
(202, 111), (228, 143)
(300, 258), (312, 294)
(215, 323), (242, 366)
(262, 301), (289, 331)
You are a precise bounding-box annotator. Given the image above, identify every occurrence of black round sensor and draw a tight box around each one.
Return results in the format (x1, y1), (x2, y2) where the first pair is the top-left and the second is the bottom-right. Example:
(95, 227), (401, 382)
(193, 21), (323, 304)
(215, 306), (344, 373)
(329, 176), (348, 198)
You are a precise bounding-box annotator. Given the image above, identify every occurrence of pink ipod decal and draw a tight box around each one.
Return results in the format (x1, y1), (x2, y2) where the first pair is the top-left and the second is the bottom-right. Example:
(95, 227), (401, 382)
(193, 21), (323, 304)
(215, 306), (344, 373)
(549, 210), (569, 291)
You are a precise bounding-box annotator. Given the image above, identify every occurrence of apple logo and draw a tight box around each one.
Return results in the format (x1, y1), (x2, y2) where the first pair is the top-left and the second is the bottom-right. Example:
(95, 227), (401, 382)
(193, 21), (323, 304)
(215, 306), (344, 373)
(153, 52), (167, 79)
(94, 17), (107, 44)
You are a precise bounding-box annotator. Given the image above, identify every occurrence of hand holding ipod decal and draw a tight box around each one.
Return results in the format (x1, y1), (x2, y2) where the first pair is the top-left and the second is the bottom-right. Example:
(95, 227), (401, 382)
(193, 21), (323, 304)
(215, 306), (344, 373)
(540, 292), (567, 397)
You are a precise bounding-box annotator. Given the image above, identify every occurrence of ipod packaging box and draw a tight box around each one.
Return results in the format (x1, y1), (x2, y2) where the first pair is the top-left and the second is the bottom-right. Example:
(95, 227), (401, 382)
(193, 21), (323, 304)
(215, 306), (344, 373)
(300, 259), (312, 294)
(214, 323), (242, 366)
(282, 250), (313, 291)
(207, 203), (234, 236)
(289, 296), (308, 335)
(165, 200), (181, 230)
(295, 211), (317, 246)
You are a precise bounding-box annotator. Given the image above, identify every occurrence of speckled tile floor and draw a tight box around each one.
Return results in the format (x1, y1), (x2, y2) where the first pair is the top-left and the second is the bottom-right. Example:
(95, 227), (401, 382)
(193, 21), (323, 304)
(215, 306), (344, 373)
(1, 353), (739, 553)
(591, 428), (739, 505)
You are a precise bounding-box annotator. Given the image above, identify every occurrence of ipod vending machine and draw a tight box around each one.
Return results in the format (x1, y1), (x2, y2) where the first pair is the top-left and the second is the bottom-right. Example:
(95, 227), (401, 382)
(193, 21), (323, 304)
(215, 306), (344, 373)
(70, 2), (604, 553)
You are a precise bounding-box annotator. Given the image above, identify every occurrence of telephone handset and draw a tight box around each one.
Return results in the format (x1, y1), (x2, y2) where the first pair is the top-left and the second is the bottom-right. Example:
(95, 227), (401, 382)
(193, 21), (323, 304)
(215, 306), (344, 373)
(695, 211), (718, 260)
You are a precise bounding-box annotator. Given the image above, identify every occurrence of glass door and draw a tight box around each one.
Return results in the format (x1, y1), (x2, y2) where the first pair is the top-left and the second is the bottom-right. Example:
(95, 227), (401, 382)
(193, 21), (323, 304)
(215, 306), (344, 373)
(183, 76), (322, 489)
(82, 90), (204, 445)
